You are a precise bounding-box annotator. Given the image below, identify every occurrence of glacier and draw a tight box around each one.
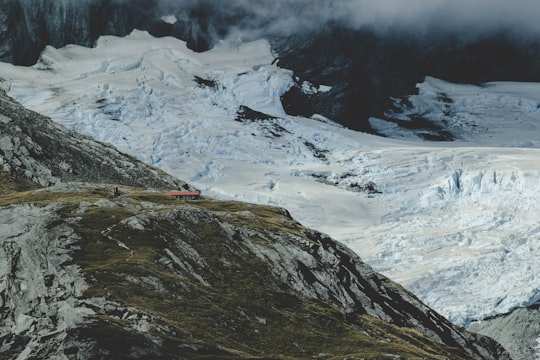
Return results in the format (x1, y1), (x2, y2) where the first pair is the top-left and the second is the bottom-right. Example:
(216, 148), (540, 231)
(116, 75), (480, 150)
(2, 30), (540, 326)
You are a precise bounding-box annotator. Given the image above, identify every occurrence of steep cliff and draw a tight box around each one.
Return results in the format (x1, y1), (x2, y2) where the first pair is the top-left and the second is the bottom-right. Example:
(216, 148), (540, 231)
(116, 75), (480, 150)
(0, 0), (178, 65)
(273, 26), (540, 131)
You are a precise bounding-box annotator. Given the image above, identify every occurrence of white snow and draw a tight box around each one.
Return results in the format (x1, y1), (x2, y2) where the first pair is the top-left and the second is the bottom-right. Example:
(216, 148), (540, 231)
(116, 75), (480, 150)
(374, 76), (540, 147)
(3, 30), (540, 325)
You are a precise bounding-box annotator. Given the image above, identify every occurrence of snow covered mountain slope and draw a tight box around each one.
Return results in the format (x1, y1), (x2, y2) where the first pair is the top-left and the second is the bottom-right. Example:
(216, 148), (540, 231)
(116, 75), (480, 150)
(373, 76), (540, 145)
(1, 30), (540, 330)
(5, 0), (540, 132)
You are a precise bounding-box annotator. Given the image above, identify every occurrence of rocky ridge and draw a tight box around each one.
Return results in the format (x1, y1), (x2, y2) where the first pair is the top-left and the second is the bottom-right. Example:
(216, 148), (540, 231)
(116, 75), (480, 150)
(0, 185), (510, 359)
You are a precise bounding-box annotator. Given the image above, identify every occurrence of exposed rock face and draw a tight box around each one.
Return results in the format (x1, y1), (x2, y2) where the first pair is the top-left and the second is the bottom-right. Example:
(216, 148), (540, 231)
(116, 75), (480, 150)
(0, 0), (167, 66)
(469, 306), (540, 360)
(0, 0), (245, 65)
(0, 89), (191, 191)
(0, 203), (92, 359)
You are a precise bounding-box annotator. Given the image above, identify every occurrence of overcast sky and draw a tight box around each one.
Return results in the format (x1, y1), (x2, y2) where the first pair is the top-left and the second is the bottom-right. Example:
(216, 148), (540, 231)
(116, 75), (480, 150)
(346, 0), (540, 35)
(159, 0), (540, 40)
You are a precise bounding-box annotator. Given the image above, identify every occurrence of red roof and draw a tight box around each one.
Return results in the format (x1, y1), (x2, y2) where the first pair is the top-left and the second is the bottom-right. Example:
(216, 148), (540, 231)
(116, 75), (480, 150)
(164, 191), (201, 197)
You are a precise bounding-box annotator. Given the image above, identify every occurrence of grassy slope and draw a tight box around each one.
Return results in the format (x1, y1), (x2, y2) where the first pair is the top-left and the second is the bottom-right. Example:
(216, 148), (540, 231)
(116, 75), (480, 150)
(0, 169), (36, 195)
(0, 184), (477, 359)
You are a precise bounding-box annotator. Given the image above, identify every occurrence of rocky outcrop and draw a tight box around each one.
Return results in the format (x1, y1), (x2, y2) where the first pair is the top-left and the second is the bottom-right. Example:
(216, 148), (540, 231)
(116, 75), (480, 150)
(469, 306), (540, 360)
(0, 203), (92, 359)
(0, 89), (191, 191)
(0, 185), (510, 359)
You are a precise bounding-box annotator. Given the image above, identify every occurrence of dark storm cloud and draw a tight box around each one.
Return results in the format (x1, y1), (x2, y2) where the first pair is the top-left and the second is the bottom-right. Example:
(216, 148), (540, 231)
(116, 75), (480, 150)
(154, 0), (540, 40)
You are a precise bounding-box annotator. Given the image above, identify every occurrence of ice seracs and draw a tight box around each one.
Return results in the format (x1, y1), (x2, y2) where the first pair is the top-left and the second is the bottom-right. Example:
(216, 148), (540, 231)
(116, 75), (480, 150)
(2, 30), (540, 327)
